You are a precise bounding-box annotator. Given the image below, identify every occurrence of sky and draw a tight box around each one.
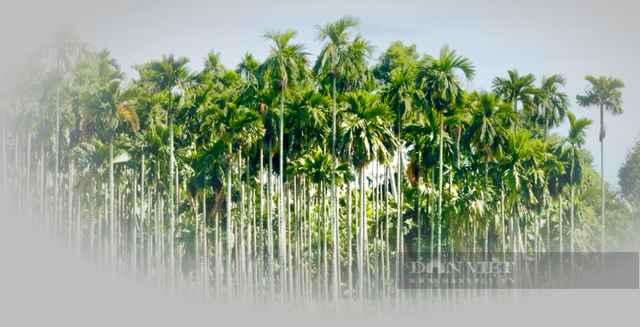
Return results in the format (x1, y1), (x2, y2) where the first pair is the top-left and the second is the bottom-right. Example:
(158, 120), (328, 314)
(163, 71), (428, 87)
(1, 0), (639, 187)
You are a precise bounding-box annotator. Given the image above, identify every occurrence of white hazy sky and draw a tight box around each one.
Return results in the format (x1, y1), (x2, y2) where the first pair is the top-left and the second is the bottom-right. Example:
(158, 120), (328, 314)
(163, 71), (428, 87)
(2, 0), (639, 186)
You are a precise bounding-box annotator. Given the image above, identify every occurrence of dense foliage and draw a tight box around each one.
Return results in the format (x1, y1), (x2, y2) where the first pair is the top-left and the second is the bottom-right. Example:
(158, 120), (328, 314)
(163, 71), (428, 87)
(0, 18), (637, 313)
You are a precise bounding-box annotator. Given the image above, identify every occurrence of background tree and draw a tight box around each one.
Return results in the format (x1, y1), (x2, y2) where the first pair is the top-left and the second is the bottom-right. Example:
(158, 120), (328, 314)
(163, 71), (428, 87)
(618, 134), (640, 203)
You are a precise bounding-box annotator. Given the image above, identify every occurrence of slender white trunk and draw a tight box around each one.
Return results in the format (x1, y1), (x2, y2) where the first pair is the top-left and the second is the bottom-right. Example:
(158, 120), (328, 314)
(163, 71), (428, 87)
(226, 141), (233, 303)
(599, 102), (605, 274)
(396, 114), (404, 312)
(68, 162), (73, 250)
(279, 88), (285, 303)
(559, 194), (564, 285)
(55, 83), (60, 246)
(26, 133), (32, 225)
(259, 145), (264, 301)
(1, 113), (7, 206)
(570, 184), (575, 285)
(110, 139), (115, 271)
(90, 184), (95, 258)
(140, 155), (145, 279)
(437, 111), (443, 255)
(385, 166), (390, 303)
(132, 170), (137, 278)
(76, 176), (82, 258)
(331, 76), (339, 302)
(267, 143), (274, 303)
(323, 183), (329, 302)
(169, 96), (176, 292)
(347, 148), (353, 301)
(360, 166), (366, 306)
(203, 186), (209, 302)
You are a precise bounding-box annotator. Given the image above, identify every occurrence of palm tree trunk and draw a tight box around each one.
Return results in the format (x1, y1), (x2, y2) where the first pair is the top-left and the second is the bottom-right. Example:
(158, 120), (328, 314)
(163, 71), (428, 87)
(226, 140), (233, 303)
(100, 183), (105, 270)
(513, 99), (518, 134)
(154, 176), (159, 288)
(359, 166), (365, 307)
(599, 102), (605, 264)
(384, 165), (390, 304)
(141, 154), (145, 278)
(147, 181), (152, 284)
(501, 181), (506, 289)
(169, 96), (176, 292)
(238, 146), (247, 303)
(347, 149), (353, 302)
(26, 133), (32, 227)
(287, 182), (294, 302)
(546, 196), (551, 273)
(76, 187), (82, 258)
(55, 83), (60, 246)
(203, 187), (210, 303)
(438, 111), (443, 256)
(316, 183), (322, 305)
(323, 183), (329, 302)
(279, 87), (285, 303)
(248, 156), (255, 305)
(132, 170), (137, 277)
(365, 167), (371, 299)
(267, 143), (275, 303)
(109, 139), (115, 271)
(216, 211), (221, 302)
(331, 76), (339, 302)
(15, 133), (19, 220)
(292, 178), (299, 303)
(570, 184), (575, 285)
(259, 144), (264, 301)
(396, 113), (404, 312)
(1, 112), (7, 207)
(68, 160), (74, 247)
(559, 194), (564, 285)
(374, 161), (379, 300)
(90, 184), (95, 258)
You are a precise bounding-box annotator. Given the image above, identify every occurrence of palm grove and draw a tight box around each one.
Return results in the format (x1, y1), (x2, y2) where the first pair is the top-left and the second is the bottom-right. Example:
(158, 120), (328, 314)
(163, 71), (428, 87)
(1, 17), (638, 311)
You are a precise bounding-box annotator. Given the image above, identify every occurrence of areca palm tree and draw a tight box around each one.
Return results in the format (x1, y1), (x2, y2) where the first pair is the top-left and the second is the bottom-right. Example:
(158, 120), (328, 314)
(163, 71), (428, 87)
(285, 89), (329, 158)
(532, 74), (569, 141)
(45, 23), (92, 242)
(212, 102), (264, 302)
(203, 50), (226, 86)
(145, 54), (194, 288)
(404, 108), (451, 280)
(340, 90), (396, 304)
(380, 65), (419, 305)
(492, 69), (536, 132)
(415, 45), (475, 254)
(81, 79), (139, 268)
(313, 18), (372, 298)
(257, 28), (308, 301)
(72, 139), (107, 257)
(465, 91), (514, 178)
(288, 148), (331, 302)
(576, 75), (624, 252)
(562, 111), (592, 253)
(501, 130), (541, 286)
(464, 91), (514, 257)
